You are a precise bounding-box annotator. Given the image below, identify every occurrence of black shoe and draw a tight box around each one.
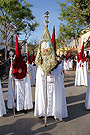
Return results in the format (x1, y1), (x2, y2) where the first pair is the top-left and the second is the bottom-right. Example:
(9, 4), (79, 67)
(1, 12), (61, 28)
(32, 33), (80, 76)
(15, 108), (17, 114)
(23, 110), (27, 114)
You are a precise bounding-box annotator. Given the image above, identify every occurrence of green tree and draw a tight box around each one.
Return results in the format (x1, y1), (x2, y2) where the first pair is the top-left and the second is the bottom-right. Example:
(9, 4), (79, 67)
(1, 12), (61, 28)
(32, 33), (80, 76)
(0, 0), (39, 59)
(56, 0), (90, 48)
(28, 38), (39, 56)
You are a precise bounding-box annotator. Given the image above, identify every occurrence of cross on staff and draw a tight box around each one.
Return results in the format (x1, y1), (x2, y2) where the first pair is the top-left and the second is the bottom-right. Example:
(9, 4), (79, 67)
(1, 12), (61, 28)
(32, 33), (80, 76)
(9, 51), (15, 117)
(9, 51), (13, 70)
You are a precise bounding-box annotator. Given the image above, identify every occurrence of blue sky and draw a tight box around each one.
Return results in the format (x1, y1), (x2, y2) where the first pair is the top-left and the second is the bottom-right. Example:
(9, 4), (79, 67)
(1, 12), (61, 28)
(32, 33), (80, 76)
(19, 0), (66, 44)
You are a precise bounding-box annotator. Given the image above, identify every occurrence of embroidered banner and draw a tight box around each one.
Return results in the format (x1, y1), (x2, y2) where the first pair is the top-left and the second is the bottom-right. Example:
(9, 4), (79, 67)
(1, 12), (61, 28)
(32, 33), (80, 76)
(35, 24), (57, 75)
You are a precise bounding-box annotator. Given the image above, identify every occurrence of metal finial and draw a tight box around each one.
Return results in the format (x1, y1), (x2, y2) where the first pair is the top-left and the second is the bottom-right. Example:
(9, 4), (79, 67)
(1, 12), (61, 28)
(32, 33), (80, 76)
(44, 11), (49, 26)
(9, 51), (14, 57)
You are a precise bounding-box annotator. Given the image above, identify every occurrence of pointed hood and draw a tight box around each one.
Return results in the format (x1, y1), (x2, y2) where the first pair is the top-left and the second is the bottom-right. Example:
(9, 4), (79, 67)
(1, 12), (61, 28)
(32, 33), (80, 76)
(52, 26), (56, 54)
(12, 35), (27, 79)
(15, 35), (22, 58)
(78, 41), (86, 63)
(77, 53), (81, 63)
(27, 50), (30, 63)
(80, 41), (84, 59)
(30, 47), (35, 64)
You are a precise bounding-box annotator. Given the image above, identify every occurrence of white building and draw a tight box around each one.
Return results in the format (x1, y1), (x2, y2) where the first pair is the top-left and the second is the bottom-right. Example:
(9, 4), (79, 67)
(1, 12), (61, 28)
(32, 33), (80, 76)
(73, 29), (90, 56)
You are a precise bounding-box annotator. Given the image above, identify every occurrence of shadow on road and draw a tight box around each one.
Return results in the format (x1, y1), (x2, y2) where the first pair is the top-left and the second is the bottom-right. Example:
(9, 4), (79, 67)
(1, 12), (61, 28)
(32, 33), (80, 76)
(64, 102), (90, 122)
(0, 117), (57, 135)
(1, 82), (8, 88)
(65, 83), (75, 87)
(66, 93), (86, 104)
(64, 91), (88, 122)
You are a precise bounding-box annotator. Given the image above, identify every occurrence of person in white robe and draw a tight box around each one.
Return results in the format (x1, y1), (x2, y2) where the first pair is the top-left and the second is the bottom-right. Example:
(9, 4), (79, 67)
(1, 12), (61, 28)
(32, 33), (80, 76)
(7, 36), (33, 112)
(61, 58), (64, 72)
(75, 60), (88, 86)
(30, 63), (37, 86)
(68, 58), (73, 69)
(64, 59), (69, 71)
(7, 66), (33, 112)
(0, 79), (6, 117)
(75, 42), (88, 86)
(34, 63), (68, 120)
(85, 72), (90, 109)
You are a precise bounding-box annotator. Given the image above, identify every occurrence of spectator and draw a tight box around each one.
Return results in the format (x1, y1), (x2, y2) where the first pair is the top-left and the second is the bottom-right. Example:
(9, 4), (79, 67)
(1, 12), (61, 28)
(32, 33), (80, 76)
(0, 53), (5, 80)
(72, 56), (76, 71)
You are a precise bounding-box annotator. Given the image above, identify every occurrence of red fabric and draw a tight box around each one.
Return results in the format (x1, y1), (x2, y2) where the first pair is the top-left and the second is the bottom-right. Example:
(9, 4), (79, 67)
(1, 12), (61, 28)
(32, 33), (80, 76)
(30, 48), (35, 64)
(52, 26), (56, 54)
(65, 55), (68, 60)
(15, 35), (22, 57)
(78, 41), (86, 63)
(77, 53), (81, 63)
(82, 53), (86, 62)
(27, 50), (30, 63)
(80, 41), (84, 59)
(12, 35), (27, 79)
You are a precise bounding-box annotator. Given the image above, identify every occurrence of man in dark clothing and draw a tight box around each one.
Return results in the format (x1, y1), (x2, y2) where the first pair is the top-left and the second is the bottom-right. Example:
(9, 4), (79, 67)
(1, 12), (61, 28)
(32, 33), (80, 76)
(0, 53), (5, 80)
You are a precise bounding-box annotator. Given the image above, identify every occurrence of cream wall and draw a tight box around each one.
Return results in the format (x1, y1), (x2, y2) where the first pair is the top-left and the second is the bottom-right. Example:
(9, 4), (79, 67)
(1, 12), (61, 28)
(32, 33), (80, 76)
(73, 30), (90, 52)
(81, 30), (90, 44)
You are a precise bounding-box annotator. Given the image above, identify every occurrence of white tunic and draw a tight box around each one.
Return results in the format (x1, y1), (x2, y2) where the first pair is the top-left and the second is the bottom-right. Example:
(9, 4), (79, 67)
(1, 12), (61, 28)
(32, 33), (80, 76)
(34, 64), (68, 120)
(85, 72), (90, 109)
(7, 66), (33, 111)
(64, 60), (69, 71)
(69, 60), (73, 69)
(0, 79), (6, 117)
(75, 61), (88, 86)
(30, 65), (37, 86)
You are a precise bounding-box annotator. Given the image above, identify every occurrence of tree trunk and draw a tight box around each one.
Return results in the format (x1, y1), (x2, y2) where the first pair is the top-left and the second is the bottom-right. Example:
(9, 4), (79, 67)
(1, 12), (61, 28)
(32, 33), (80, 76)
(5, 45), (7, 60)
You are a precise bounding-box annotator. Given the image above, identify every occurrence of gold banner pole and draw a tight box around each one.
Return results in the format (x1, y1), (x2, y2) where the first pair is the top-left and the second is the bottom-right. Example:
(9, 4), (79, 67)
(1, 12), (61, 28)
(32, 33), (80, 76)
(45, 75), (47, 127)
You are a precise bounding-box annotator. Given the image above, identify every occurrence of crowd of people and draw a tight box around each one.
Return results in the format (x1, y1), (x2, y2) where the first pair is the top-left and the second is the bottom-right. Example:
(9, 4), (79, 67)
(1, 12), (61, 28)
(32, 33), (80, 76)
(0, 52), (11, 81)
(0, 34), (90, 127)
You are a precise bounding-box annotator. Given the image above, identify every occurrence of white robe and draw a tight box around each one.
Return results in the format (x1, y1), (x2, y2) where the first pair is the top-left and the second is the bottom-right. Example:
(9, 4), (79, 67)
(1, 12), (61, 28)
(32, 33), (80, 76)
(85, 72), (90, 109)
(7, 66), (33, 111)
(64, 60), (69, 71)
(34, 64), (68, 120)
(69, 60), (73, 69)
(30, 65), (37, 86)
(0, 79), (6, 117)
(61, 59), (64, 71)
(75, 61), (88, 86)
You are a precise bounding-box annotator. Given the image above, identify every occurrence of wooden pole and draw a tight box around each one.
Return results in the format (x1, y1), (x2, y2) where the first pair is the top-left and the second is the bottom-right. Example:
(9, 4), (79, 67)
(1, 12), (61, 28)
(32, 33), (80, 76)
(45, 75), (47, 127)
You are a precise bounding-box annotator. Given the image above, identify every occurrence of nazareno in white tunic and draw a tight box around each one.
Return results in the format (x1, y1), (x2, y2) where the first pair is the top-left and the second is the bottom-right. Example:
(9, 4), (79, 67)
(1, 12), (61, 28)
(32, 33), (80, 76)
(85, 72), (90, 109)
(75, 61), (88, 86)
(0, 79), (6, 117)
(64, 60), (69, 71)
(34, 64), (68, 120)
(7, 66), (33, 111)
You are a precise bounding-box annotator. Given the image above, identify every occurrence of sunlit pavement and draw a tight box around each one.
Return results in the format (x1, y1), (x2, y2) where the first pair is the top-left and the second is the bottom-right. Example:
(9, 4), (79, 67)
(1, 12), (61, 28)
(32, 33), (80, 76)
(0, 70), (90, 135)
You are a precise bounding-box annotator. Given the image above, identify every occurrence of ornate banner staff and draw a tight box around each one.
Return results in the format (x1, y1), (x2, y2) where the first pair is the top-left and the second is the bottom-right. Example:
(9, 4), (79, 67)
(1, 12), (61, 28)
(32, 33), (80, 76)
(9, 51), (15, 117)
(35, 11), (57, 126)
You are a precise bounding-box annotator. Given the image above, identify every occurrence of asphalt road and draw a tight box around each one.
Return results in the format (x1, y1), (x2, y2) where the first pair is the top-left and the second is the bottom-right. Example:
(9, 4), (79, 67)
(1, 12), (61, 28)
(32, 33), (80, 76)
(0, 70), (90, 135)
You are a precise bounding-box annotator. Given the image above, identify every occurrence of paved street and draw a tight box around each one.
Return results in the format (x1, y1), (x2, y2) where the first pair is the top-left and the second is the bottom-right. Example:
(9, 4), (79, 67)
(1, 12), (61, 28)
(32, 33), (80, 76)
(0, 70), (90, 135)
